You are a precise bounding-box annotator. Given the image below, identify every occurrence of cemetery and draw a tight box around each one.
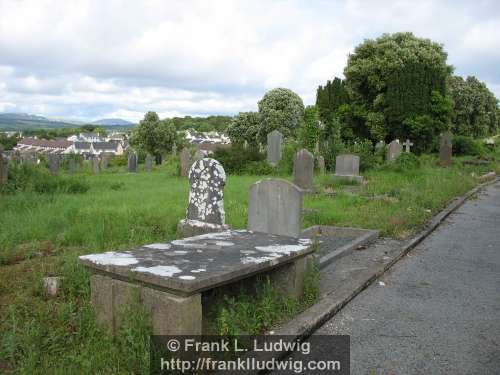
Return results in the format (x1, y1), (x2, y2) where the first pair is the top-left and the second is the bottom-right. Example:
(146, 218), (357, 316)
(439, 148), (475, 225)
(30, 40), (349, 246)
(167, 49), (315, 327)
(0, 21), (499, 374)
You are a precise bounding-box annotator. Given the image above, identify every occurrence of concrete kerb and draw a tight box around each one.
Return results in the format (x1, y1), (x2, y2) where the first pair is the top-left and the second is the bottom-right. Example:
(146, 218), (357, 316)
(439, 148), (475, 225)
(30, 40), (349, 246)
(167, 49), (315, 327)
(235, 173), (498, 374)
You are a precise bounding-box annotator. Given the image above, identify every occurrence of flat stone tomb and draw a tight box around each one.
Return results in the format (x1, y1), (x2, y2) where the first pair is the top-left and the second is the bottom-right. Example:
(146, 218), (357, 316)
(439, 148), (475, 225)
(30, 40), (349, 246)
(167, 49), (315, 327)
(80, 230), (314, 334)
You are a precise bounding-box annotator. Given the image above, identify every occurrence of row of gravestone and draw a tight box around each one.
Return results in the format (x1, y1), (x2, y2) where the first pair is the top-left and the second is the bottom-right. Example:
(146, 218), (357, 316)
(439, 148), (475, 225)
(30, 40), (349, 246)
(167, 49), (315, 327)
(177, 157), (304, 238)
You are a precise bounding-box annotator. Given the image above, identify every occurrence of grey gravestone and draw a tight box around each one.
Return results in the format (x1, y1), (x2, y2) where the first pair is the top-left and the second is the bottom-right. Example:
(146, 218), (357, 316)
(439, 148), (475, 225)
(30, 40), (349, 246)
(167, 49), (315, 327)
(68, 158), (77, 174)
(128, 153), (138, 173)
(0, 146), (8, 186)
(48, 154), (60, 174)
(333, 154), (363, 183)
(248, 179), (302, 238)
(177, 158), (229, 237)
(100, 153), (111, 170)
(91, 157), (100, 175)
(386, 140), (402, 162)
(403, 139), (414, 153)
(266, 130), (283, 166)
(375, 140), (386, 150)
(293, 149), (314, 191)
(317, 155), (326, 174)
(145, 154), (154, 172)
(439, 131), (453, 167)
(179, 148), (190, 177)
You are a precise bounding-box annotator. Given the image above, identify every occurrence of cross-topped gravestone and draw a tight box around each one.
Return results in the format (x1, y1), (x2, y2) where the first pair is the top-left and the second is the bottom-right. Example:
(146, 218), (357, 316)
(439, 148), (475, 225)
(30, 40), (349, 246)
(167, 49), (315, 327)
(177, 158), (229, 237)
(248, 179), (302, 238)
(91, 157), (100, 175)
(317, 155), (325, 174)
(266, 130), (283, 166)
(293, 149), (314, 192)
(128, 153), (138, 173)
(48, 154), (60, 174)
(403, 139), (413, 153)
(439, 131), (453, 167)
(386, 140), (403, 162)
(145, 154), (153, 172)
(333, 154), (363, 183)
(179, 148), (190, 177)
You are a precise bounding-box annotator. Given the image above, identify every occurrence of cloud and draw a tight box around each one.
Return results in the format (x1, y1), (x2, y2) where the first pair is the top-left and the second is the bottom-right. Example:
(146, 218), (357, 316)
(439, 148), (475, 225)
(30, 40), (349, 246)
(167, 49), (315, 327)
(0, 0), (499, 122)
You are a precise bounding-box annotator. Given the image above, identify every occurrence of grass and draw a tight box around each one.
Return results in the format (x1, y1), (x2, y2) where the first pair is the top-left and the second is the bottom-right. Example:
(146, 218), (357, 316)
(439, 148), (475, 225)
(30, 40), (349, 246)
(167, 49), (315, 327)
(0, 153), (497, 374)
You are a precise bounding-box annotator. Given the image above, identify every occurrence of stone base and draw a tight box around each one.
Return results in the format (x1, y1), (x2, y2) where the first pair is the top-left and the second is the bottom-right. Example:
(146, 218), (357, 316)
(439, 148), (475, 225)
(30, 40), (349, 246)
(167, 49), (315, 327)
(176, 219), (229, 238)
(332, 174), (363, 184)
(90, 274), (202, 335)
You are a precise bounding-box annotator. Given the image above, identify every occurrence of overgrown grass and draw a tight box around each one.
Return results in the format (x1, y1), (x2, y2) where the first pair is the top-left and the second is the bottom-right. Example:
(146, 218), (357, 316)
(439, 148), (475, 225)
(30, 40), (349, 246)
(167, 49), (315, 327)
(0, 153), (497, 373)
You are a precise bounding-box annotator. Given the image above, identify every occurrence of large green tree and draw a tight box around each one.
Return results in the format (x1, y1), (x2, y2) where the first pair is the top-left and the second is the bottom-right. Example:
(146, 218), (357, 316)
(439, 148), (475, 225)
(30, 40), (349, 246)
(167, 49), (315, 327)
(226, 111), (261, 148)
(315, 77), (349, 123)
(257, 88), (305, 143)
(448, 75), (499, 137)
(344, 32), (453, 150)
(131, 111), (178, 162)
(299, 105), (321, 152)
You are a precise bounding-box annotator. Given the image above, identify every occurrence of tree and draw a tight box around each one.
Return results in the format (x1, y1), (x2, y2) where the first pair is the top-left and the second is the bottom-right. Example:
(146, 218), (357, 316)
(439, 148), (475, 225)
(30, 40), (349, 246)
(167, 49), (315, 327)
(448, 75), (499, 137)
(226, 112), (261, 148)
(344, 32), (453, 150)
(257, 88), (305, 143)
(131, 111), (178, 163)
(299, 105), (321, 152)
(315, 77), (349, 123)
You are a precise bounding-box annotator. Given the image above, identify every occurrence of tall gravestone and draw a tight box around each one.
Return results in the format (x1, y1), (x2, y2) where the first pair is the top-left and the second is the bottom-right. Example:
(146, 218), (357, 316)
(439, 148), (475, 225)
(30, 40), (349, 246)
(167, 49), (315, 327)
(91, 157), (100, 175)
(128, 153), (138, 173)
(179, 148), (190, 177)
(439, 131), (453, 167)
(0, 146), (8, 186)
(177, 158), (229, 237)
(293, 149), (314, 192)
(48, 154), (60, 174)
(145, 154), (153, 172)
(317, 155), (326, 174)
(100, 153), (111, 171)
(68, 158), (77, 174)
(386, 140), (402, 162)
(248, 179), (302, 238)
(333, 154), (363, 183)
(266, 130), (283, 166)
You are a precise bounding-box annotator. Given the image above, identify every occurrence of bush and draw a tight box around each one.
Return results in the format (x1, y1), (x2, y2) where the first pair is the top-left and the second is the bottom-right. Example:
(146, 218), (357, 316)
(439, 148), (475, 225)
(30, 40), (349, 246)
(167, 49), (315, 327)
(453, 135), (486, 157)
(212, 145), (267, 175)
(384, 152), (421, 173)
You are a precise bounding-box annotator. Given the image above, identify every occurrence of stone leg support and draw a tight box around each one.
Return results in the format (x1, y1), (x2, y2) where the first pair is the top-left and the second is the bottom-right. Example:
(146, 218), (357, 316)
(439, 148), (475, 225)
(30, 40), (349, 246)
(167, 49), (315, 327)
(90, 274), (202, 335)
(269, 255), (314, 300)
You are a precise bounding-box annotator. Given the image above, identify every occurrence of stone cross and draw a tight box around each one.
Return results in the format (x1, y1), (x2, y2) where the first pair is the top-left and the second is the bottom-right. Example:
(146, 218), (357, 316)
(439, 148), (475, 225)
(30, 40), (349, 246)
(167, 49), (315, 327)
(439, 131), (453, 167)
(403, 139), (414, 153)
(48, 154), (60, 174)
(145, 154), (153, 172)
(293, 149), (314, 191)
(128, 152), (138, 173)
(266, 130), (283, 166)
(177, 158), (229, 237)
(386, 140), (402, 162)
(317, 155), (326, 174)
(248, 179), (302, 238)
(333, 154), (363, 183)
(179, 148), (190, 177)
(91, 157), (100, 175)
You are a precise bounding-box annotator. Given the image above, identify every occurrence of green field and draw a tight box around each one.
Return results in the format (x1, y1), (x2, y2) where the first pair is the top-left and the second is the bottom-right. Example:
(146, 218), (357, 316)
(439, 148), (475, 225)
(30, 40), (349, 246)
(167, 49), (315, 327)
(0, 156), (497, 374)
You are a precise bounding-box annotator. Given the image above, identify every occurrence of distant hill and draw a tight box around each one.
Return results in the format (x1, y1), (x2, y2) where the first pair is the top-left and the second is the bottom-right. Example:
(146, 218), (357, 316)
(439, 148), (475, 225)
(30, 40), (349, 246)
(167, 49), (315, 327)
(92, 118), (134, 126)
(0, 113), (78, 130)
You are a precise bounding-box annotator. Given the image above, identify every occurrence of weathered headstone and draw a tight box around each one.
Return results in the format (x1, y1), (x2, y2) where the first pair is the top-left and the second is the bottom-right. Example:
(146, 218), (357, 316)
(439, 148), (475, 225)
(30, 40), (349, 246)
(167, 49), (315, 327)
(266, 130), (283, 166)
(179, 148), (190, 177)
(128, 153), (138, 173)
(48, 154), (60, 174)
(68, 158), (77, 174)
(100, 153), (111, 170)
(403, 139), (414, 153)
(317, 155), (326, 174)
(293, 149), (314, 191)
(375, 140), (386, 151)
(145, 154), (153, 172)
(248, 179), (302, 238)
(177, 158), (229, 237)
(0, 145), (8, 186)
(333, 154), (363, 183)
(439, 131), (453, 167)
(386, 140), (402, 162)
(91, 157), (100, 175)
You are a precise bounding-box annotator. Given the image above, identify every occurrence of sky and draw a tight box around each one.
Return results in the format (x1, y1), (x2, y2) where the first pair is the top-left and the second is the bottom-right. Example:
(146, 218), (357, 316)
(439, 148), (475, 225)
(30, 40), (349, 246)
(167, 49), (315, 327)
(0, 0), (499, 123)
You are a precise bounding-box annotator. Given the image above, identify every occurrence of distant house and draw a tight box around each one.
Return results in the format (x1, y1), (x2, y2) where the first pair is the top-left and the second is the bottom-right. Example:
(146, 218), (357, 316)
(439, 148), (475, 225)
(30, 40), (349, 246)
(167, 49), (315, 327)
(66, 141), (123, 156)
(183, 129), (231, 154)
(67, 132), (105, 143)
(14, 137), (73, 154)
